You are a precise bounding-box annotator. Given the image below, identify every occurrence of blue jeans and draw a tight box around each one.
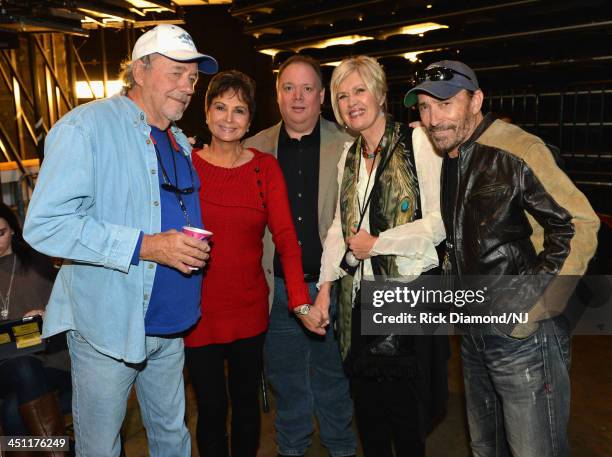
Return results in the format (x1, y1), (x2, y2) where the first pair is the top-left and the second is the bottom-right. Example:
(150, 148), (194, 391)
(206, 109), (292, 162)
(462, 318), (571, 457)
(67, 330), (190, 457)
(265, 279), (356, 456)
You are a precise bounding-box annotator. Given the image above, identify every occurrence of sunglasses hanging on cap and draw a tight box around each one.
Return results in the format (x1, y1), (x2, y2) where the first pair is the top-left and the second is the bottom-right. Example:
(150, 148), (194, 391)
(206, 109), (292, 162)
(411, 66), (474, 86)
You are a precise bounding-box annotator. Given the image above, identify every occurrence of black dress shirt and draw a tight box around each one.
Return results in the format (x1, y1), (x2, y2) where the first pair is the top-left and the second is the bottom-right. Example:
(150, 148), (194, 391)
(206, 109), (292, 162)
(274, 120), (322, 277)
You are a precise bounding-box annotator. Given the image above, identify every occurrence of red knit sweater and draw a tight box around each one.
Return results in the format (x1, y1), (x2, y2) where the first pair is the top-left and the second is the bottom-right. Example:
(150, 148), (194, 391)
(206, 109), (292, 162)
(184, 148), (311, 347)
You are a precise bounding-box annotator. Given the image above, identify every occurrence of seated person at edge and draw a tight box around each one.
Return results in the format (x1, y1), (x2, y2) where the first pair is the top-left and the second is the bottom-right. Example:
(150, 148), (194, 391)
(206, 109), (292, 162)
(314, 56), (449, 457)
(0, 202), (70, 443)
(184, 70), (312, 457)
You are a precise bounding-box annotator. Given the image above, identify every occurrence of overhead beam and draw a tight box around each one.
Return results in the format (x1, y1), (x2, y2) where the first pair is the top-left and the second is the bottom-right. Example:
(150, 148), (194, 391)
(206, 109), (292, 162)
(385, 54), (612, 84)
(243, 0), (386, 33)
(0, 15), (88, 36)
(253, 0), (543, 49)
(75, 1), (137, 22)
(316, 19), (612, 63)
(134, 0), (177, 13)
(230, 1), (283, 16)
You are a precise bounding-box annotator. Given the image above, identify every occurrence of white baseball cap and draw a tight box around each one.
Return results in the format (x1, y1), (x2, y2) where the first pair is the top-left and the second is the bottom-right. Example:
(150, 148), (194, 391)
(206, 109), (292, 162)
(132, 24), (218, 74)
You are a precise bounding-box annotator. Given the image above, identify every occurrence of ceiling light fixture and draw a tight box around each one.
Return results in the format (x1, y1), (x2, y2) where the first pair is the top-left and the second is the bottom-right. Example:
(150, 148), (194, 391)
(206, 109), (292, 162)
(258, 48), (283, 57)
(298, 34), (374, 50)
(129, 8), (147, 17)
(77, 8), (134, 23)
(382, 22), (448, 38)
(401, 48), (444, 62)
(142, 8), (167, 13)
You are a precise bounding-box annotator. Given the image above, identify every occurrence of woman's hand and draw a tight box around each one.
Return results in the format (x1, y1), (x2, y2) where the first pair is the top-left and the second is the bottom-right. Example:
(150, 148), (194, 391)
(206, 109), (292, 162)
(23, 309), (45, 319)
(313, 283), (332, 323)
(346, 228), (377, 260)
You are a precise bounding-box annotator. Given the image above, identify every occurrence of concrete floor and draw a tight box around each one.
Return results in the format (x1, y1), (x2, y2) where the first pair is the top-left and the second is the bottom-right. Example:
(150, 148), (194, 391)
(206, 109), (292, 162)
(121, 335), (612, 457)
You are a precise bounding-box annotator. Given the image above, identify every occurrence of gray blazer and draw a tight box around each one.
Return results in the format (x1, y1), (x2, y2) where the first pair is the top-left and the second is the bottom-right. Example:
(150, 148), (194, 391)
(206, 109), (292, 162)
(243, 117), (353, 308)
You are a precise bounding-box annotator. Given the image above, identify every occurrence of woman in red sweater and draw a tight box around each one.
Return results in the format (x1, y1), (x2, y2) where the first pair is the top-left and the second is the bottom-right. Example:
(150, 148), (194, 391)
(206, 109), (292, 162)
(184, 70), (311, 457)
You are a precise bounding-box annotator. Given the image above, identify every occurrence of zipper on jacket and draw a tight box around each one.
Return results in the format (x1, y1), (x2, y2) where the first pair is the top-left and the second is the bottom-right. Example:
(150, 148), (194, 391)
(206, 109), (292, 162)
(451, 148), (463, 279)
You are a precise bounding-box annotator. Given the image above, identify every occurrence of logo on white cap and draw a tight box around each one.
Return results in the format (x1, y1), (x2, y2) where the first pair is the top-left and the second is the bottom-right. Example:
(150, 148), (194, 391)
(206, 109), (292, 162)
(177, 32), (195, 47)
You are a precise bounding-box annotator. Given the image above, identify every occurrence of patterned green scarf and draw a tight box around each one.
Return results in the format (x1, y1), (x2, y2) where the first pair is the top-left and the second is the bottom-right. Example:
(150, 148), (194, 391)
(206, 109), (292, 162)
(337, 120), (421, 359)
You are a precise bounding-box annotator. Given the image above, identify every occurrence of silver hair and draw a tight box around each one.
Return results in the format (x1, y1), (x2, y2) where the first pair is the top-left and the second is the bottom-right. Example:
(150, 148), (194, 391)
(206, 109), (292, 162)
(119, 54), (152, 95)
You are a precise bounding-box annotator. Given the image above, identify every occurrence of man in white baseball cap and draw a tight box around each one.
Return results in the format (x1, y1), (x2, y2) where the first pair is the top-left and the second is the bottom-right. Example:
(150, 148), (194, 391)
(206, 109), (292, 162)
(24, 23), (216, 457)
(132, 23), (218, 74)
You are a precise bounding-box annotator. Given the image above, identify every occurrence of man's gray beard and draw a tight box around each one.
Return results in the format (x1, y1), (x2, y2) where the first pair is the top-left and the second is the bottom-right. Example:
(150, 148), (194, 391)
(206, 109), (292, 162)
(427, 114), (475, 155)
(168, 111), (186, 122)
(433, 136), (461, 155)
(426, 128), (461, 155)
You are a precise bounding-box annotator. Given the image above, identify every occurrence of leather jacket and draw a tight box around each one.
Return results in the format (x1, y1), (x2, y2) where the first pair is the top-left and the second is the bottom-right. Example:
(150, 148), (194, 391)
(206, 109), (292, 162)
(441, 114), (599, 335)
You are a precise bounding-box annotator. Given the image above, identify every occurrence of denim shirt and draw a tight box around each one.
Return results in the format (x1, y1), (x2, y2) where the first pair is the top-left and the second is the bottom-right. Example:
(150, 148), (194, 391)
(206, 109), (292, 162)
(23, 94), (202, 363)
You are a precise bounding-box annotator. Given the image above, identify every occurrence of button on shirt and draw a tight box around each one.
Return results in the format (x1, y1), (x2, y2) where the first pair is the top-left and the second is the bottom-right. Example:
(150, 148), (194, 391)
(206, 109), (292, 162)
(274, 121), (321, 276)
(145, 126), (202, 335)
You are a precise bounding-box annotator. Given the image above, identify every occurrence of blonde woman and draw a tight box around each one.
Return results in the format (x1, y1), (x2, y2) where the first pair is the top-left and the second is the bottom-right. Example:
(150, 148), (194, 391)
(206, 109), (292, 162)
(314, 56), (448, 457)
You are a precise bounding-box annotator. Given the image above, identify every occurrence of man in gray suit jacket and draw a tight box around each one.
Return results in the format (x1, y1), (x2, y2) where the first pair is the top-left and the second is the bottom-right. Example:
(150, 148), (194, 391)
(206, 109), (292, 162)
(244, 55), (356, 457)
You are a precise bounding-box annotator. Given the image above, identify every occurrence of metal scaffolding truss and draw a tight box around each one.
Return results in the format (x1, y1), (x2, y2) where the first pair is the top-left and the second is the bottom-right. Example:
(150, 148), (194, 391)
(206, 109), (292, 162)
(0, 1), (197, 209)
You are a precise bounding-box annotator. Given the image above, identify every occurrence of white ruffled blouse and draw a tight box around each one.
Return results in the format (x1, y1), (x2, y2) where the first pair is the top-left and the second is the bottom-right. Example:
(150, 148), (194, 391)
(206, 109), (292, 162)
(318, 126), (445, 288)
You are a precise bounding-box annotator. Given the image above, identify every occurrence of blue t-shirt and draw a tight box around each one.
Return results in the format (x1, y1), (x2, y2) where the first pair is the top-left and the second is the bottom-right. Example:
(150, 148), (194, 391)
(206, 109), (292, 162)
(144, 126), (202, 335)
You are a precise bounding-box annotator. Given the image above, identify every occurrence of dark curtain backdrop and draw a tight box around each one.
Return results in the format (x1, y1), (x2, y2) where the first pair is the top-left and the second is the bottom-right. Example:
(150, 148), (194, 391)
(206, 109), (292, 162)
(180, 6), (279, 143)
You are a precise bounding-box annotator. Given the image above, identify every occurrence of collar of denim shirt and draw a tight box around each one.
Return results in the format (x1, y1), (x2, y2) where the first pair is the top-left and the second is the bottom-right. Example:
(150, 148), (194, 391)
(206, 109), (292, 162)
(119, 94), (192, 157)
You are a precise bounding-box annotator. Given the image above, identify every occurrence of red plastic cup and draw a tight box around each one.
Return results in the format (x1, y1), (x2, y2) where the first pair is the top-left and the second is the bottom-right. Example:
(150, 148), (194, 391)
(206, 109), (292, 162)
(182, 226), (212, 270)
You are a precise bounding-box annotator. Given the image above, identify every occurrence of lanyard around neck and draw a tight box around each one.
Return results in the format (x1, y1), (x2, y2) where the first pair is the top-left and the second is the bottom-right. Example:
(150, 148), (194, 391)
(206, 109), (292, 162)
(150, 129), (193, 227)
(352, 134), (399, 233)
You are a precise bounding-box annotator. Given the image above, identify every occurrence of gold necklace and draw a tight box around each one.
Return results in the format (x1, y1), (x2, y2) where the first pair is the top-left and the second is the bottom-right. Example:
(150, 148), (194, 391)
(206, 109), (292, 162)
(228, 149), (243, 168)
(0, 254), (17, 320)
(207, 145), (243, 168)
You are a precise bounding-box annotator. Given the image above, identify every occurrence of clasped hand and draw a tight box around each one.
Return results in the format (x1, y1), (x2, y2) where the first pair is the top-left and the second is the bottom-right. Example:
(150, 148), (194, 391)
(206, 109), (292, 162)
(346, 227), (377, 260)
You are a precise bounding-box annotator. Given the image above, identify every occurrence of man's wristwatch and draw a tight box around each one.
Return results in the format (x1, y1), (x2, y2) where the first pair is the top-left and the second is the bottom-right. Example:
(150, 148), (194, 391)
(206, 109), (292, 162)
(294, 304), (311, 316)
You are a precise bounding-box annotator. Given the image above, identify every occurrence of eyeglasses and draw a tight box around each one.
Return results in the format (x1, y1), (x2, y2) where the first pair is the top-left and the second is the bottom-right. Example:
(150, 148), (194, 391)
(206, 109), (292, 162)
(161, 181), (194, 195)
(412, 66), (473, 86)
(154, 144), (195, 195)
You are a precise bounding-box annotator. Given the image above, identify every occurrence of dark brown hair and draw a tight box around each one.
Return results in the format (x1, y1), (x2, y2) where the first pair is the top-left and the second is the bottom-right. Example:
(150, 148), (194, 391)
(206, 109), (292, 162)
(0, 202), (34, 270)
(205, 70), (256, 121)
